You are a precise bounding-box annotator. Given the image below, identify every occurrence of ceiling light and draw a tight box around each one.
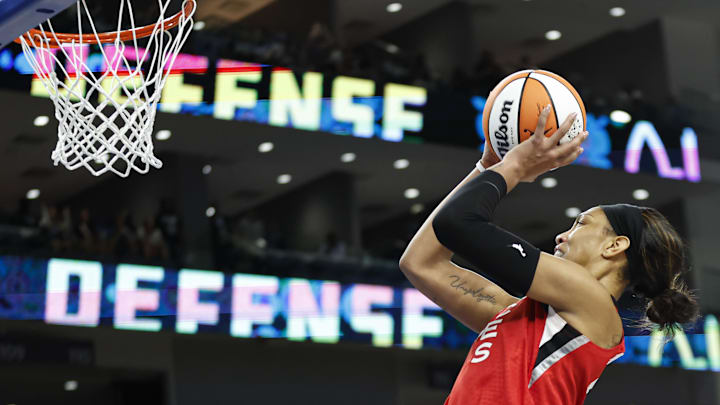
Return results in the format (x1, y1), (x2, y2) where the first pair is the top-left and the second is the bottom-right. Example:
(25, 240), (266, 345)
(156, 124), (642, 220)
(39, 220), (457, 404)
(64, 380), (78, 391)
(341, 152), (356, 163)
(386, 3), (402, 13)
(410, 203), (424, 214)
(565, 207), (581, 218)
(258, 142), (274, 153)
(609, 7), (625, 17)
(404, 188), (420, 199)
(26, 189), (40, 200)
(610, 110), (632, 124)
(541, 177), (557, 188)
(33, 115), (50, 127)
(393, 159), (410, 169)
(386, 43), (399, 54)
(545, 30), (562, 41)
(155, 130), (172, 141)
(633, 189), (649, 200)
(202, 164), (212, 175)
(206, 207), (216, 217)
(194, 21), (206, 31)
(277, 174), (292, 184)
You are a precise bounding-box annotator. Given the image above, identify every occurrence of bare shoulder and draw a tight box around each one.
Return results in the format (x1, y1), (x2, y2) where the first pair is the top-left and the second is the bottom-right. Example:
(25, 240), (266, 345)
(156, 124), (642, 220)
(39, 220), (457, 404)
(528, 253), (624, 349)
(556, 299), (624, 349)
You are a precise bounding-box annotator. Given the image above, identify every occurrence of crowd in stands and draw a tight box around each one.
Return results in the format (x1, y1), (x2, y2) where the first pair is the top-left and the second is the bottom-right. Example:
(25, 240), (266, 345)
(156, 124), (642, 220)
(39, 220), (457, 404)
(2, 11), (692, 285)
(48, 4), (692, 129)
(185, 22), (691, 129)
(0, 200), (181, 265)
(0, 200), (407, 285)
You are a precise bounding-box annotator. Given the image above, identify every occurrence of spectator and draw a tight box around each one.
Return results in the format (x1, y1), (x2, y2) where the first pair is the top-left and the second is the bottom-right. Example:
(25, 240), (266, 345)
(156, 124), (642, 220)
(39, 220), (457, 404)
(301, 22), (338, 72)
(157, 199), (182, 262)
(110, 211), (138, 259)
(75, 208), (97, 255)
(318, 232), (347, 260)
(210, 207), (233, 269)
(472, 50), (505, 95)
(231, 212), (266, 257)
(39, 204), (70, 253)
(137, 217), (169, 261)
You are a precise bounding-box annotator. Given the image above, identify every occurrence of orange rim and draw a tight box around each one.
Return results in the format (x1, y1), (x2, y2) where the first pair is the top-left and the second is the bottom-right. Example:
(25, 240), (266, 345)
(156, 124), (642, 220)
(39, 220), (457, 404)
(14, 0), (195, 49)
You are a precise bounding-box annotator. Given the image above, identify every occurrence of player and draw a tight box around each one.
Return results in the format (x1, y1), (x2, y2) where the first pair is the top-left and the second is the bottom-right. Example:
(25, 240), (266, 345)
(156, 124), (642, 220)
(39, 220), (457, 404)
(399, 105), (698, 404)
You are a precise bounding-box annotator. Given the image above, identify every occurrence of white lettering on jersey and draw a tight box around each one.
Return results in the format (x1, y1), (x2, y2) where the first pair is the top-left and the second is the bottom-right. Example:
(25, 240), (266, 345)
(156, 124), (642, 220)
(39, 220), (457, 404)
(471, 342), (493, 363)
(470, 301), (518, 364)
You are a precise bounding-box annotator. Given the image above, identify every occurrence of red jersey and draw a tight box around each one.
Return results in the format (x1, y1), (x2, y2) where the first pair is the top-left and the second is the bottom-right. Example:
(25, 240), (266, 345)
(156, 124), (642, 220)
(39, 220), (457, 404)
(444, 297), (624, 405)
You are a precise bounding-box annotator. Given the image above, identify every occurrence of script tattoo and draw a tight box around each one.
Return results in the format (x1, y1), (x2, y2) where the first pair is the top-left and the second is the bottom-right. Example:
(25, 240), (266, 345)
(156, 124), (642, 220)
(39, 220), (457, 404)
(448, 275), (496, 304)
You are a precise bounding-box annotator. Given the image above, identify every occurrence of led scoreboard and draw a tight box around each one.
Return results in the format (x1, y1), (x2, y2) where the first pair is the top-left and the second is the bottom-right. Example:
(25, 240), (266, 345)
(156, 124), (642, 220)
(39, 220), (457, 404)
(0, 44), (701, 182)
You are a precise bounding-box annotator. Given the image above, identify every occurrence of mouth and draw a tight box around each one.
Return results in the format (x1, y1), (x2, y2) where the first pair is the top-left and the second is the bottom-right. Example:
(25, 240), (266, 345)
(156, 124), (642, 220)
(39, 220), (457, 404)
(554, 246), (563, 255)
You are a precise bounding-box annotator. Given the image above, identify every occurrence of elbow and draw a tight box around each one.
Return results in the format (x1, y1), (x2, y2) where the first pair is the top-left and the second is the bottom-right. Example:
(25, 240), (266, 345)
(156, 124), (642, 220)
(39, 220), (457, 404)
(398, 250), (415, 275)
(399, 248), (428, 277)
(432, 206), (460, 249)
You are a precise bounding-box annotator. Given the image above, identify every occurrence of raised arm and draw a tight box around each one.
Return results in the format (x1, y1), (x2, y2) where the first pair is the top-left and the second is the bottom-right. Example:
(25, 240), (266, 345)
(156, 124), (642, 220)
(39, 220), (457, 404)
(399, 121), (523, 333)
(399, 166), (520, 333)
(422, 105), (620, 346)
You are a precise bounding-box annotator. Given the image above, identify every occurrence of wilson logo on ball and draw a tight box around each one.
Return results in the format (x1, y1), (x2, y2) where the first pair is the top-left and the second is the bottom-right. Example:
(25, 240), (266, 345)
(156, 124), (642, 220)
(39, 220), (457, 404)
(494, 100), (514, 157)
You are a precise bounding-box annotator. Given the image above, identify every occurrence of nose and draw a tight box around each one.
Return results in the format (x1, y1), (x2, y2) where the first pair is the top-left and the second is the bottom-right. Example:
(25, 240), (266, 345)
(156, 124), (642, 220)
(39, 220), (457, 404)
(555, 231), (568, 245)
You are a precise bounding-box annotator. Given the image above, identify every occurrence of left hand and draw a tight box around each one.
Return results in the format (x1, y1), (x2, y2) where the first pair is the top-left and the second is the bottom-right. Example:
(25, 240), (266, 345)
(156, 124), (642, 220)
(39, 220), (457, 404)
(503, 104), (588, 183)
(480, 135), (502, 169)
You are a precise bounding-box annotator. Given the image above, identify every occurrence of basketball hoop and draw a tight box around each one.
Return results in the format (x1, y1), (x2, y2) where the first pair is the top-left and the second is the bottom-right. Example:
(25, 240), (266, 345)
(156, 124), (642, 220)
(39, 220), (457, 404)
(16, 0), (197, 177)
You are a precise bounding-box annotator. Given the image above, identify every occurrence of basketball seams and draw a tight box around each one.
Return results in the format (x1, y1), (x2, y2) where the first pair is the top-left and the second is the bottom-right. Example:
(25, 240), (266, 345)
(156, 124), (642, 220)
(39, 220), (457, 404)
(569, 95), (583, 130)
(527, 77), (558, 136)
(515, 70), (533, 147)
(530, 72), (585, 141)
(535, 70), (586, 129)
(483, 71), (533, 159)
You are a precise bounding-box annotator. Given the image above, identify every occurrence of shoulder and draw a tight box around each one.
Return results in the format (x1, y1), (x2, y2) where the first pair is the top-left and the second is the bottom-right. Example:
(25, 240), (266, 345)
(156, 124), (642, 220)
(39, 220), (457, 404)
(556, 305), (623, 349)
(528, 253), (624, 348)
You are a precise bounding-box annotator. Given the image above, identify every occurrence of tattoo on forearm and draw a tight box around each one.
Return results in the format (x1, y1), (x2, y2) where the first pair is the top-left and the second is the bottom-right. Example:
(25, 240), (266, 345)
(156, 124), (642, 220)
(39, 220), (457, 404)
(448, 275), (496, 304)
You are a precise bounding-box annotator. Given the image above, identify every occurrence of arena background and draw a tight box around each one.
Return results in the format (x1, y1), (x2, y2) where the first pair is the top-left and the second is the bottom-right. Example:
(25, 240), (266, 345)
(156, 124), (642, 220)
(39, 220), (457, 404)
(1, 0), (720, 404)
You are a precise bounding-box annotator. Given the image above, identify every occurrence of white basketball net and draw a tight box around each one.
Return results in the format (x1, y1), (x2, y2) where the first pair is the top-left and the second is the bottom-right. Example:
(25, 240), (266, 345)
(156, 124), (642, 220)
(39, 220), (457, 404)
(18, 0), (196, 177)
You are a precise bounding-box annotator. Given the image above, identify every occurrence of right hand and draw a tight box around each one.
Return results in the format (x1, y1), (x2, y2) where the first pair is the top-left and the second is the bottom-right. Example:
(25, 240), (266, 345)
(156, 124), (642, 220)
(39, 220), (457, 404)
(502, 105), (588, 183)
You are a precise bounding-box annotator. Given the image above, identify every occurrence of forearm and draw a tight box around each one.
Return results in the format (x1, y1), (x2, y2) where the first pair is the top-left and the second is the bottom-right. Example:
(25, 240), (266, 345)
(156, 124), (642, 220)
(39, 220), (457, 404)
(399, 157), (524, 269)
(431, 162), (540, 297)
(399, 167), (484, 269)
(487, 160), (523, 193)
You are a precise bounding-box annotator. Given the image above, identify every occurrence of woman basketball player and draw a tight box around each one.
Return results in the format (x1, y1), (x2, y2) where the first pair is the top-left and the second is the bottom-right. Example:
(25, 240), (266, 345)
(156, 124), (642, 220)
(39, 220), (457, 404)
(399, 106), (698, 404)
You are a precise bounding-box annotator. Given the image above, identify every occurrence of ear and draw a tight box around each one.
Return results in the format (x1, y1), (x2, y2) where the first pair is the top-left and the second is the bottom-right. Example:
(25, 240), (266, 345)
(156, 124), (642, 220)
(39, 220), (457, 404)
(602, 235), (630, 260)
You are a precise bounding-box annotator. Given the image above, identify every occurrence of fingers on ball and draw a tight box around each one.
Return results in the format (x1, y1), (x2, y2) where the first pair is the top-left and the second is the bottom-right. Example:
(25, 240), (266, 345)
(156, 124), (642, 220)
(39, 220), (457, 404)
(535, 105), (552, 133)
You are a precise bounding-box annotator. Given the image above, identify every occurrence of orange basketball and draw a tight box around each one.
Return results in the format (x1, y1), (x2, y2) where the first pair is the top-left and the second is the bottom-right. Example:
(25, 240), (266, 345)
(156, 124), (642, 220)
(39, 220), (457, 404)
(482, 70), (586, 161)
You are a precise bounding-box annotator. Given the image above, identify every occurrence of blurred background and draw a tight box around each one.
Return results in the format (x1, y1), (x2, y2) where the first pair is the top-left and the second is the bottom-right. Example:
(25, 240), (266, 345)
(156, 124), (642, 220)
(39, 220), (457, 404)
(1, 0), (720, 404)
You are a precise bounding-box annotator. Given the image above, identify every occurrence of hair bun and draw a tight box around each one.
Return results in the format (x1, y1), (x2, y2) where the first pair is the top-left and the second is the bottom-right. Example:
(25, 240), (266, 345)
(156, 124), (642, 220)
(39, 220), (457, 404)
(646, 288), (697, 325)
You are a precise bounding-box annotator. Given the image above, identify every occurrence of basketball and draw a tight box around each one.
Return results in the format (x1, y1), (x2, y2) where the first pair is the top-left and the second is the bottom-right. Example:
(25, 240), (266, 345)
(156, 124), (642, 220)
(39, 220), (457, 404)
(482, 69), (586, 161)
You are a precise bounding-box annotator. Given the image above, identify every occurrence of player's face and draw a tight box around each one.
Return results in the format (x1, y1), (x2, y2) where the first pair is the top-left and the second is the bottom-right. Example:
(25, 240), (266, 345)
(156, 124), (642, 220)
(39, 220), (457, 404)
(553, 206), (614, 267)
